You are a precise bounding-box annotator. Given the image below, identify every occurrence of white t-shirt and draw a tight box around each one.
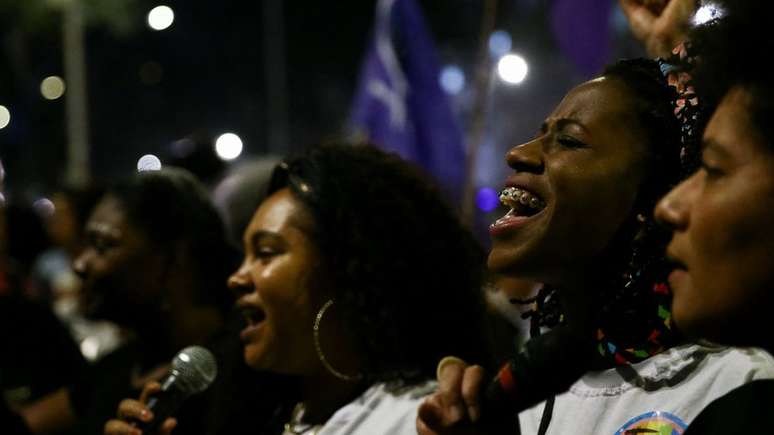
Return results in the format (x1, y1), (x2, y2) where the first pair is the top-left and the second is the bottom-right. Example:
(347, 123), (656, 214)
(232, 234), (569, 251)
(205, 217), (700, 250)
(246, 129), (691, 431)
(315, 381), (435, 435)
(518, 343), (774, 435)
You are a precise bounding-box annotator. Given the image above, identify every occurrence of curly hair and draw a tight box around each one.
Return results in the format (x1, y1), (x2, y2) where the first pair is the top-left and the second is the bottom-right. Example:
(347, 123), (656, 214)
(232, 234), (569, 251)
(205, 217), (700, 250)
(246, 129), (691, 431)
(525, 59), (685, 362)
(108, 168), (238, 313)
(691, 1), (774, 151)
(268, 143), (490, 385)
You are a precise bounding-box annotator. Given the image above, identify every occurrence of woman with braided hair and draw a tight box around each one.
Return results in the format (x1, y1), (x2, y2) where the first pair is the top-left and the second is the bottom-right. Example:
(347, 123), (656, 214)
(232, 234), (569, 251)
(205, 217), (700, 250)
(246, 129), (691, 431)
(417, 56), (774, 435)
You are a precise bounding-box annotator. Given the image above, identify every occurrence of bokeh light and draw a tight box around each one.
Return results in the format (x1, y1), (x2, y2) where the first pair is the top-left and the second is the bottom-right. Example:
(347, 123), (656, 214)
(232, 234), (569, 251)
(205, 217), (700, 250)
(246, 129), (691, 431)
(0, 105), (9, 129)
(476, 187), (500, 212)
(33, 197), (56, 218)
(137, 154), (162, 171)
(148, 5), (175, 31)
(497, 54), (529, 85)
(693, 3), (725, 26)
(215, 133), (243, 161)
(439, 65), (465, 95)
(488, 30), (512, 58)
(80, 337), (100, 361)
(41, 76), (66, 100)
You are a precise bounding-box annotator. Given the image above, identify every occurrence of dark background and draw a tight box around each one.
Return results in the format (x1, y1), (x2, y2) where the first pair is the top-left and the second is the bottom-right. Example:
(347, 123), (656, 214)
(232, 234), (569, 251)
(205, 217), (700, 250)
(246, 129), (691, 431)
(0, 0), (644, 230)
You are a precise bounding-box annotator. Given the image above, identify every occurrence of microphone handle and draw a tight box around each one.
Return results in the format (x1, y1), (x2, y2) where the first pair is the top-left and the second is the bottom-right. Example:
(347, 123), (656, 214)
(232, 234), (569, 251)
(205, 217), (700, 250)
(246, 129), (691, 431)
(134, 376), (187, 434)
(477, 325), (595, 431)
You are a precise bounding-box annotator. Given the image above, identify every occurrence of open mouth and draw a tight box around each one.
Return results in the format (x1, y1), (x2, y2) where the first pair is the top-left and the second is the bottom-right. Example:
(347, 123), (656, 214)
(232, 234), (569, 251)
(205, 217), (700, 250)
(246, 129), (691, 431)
(241, 306), (266, 327)
(499, 186), (546, 218)
(665, 254), (687, 271)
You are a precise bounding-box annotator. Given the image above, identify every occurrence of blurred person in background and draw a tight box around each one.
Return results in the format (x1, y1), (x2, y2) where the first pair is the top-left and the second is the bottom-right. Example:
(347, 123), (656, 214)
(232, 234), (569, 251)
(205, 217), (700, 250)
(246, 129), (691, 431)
(66, 167), (239, 434)
(28, 184), (126, 367)
(106, 143), (492, 435)
(32, 184), (104, 304)
(1, 201), (52, 298)
(1, 167), (242, 435)
(0, 162), (87, 435)
(211, 157), (281, 247)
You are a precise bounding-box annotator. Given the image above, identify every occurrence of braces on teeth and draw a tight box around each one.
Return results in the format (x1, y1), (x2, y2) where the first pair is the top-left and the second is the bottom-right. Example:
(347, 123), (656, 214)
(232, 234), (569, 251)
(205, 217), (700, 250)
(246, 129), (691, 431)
(499, 187), (545, 210)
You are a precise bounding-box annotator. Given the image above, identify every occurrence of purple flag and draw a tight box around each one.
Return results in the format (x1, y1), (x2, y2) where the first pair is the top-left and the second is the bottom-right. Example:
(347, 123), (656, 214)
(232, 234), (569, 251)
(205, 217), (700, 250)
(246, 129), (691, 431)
(551, 0), (613, 78)
(350, 0), (466, 200)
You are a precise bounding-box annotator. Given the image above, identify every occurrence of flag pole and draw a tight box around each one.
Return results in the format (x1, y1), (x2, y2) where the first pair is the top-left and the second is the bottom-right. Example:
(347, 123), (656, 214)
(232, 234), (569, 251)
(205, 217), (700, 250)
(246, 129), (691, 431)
(263, 0), (289, 155)
(462, 0), (498, 227)
(63, 0), (90, 187)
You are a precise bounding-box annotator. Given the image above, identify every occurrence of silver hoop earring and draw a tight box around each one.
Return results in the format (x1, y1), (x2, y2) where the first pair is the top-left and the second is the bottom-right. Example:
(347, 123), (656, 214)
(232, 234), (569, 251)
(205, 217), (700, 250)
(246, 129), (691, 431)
(313, 299), (362, 382)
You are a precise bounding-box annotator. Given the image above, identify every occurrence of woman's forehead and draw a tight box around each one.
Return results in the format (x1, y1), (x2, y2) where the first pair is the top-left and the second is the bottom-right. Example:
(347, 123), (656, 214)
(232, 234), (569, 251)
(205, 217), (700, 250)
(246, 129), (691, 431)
(249, 189), (315, 237)
(552, 78), (633, 123)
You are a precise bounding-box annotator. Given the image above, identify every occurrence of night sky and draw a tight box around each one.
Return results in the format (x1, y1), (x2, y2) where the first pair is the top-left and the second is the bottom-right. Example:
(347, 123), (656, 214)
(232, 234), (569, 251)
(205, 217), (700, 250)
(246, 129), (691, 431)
(0, 0), (644, 228)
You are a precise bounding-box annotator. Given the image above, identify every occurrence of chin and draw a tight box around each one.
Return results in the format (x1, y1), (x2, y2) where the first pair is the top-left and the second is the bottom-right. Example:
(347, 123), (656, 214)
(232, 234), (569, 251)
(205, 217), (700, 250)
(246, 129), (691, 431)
(487, 245), (552, 284)
(672, 306), (735, 346)
(243, 347), (270, 371)
(488, 239), (531, 272)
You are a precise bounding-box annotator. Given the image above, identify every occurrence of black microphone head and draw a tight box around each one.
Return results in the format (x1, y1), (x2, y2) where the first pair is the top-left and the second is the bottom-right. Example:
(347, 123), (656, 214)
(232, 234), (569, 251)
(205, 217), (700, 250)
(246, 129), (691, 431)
(171, 346), (217, 395)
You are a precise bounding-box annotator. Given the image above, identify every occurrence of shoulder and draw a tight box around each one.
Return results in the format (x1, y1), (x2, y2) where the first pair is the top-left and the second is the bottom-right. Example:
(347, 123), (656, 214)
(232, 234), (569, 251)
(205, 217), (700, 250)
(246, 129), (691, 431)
(627, 342), (774, 384)
(519, 344), (774, 435)
(320, 381), (436, 435)
(685, 379), (774, 434)
(691, 344), (774, 381)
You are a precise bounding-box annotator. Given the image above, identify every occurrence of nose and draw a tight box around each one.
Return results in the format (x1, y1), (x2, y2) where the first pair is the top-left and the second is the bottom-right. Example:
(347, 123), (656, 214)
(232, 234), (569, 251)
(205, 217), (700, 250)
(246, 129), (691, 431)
(506, 138), (544, 173)
(227, 261), (254, 297)
(655, 171), (700, 231)
(72, 249), (92, 279)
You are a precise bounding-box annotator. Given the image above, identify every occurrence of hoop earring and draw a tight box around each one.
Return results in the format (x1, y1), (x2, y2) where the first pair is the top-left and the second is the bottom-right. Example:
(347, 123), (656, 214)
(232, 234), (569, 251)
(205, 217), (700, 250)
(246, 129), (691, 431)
(313, 299), (362, 382)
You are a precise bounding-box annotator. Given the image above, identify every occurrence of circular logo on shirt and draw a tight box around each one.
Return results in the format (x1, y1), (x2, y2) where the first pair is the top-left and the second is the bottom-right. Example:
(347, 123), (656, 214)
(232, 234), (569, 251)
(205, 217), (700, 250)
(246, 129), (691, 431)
(615, 411), (687, 435)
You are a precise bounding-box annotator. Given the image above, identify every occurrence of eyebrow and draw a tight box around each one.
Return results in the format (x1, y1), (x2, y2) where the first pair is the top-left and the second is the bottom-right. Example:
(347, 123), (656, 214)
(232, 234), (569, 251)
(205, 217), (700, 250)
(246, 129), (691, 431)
(542, 118), (590, 134)
(702, 138), (734, 160)
(85, 222), (122, 239)
(246, 230), (282, 249)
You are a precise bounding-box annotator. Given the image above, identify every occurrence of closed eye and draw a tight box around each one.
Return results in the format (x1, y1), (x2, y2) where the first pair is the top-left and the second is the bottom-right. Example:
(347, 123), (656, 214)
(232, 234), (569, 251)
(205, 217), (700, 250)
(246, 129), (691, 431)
(557, 135), (587, 149)
(700, 161), (723, 179)
(255, 248), (278, 258)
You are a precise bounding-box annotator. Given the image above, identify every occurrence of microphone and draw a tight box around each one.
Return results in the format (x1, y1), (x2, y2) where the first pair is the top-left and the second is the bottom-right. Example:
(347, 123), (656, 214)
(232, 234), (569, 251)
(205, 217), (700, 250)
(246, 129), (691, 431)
(136, 346), (218, 433)
(479, 326), (595, 429)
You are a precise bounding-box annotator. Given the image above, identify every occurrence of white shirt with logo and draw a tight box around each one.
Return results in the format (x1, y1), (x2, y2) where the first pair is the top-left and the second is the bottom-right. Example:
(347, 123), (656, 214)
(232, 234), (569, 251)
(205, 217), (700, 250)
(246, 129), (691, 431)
(518, 343), (774, 435)
(314, 380), (435, 435)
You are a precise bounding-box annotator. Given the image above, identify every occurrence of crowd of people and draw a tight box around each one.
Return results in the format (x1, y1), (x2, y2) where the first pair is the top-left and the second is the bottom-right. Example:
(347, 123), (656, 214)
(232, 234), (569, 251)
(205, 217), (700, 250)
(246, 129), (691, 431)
(2, 0), (773, 434)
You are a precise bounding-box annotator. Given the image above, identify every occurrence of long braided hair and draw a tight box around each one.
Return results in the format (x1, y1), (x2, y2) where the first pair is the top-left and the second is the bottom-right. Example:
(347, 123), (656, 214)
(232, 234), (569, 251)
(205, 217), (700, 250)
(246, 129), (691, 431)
(520, 58), (698, 366)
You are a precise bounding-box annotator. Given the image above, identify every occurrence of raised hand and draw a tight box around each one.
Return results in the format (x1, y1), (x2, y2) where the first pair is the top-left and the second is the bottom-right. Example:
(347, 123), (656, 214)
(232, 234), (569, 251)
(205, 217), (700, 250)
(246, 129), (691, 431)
(619, 0), (698, 57)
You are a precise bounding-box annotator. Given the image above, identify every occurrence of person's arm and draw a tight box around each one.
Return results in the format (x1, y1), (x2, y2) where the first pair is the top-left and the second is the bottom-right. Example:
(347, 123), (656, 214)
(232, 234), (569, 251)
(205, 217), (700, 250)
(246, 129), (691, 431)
(16, 388), (76, 435)
(619, 0), (698, 58)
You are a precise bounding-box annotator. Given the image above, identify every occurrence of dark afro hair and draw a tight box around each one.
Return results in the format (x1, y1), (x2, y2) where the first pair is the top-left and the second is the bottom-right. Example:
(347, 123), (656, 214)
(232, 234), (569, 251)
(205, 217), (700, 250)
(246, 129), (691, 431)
(269, 143), (490, 385)
(691, 1), (774, 152)
(107, 167), (238, 313)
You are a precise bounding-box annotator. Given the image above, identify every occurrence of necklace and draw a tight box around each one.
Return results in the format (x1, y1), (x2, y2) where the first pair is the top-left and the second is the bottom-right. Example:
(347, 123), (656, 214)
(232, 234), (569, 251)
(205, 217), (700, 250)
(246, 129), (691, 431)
(283, 402), (323, 435)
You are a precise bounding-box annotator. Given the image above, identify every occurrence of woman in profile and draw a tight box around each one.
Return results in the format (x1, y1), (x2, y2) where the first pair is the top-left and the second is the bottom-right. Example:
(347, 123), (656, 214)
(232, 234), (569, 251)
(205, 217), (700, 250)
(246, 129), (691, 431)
(70, 167), (239, 435)
(653, 2), (774, 432)
(417, 57), (774, 434)
(107, 144), (491, 434)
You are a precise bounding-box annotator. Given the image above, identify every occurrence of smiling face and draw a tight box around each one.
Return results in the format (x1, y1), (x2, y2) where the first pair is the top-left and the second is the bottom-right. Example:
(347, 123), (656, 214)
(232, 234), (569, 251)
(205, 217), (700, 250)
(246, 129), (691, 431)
(488, 77), (651, 286)
(228, 188), (327, 375)
(655, 87), (774, 347)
